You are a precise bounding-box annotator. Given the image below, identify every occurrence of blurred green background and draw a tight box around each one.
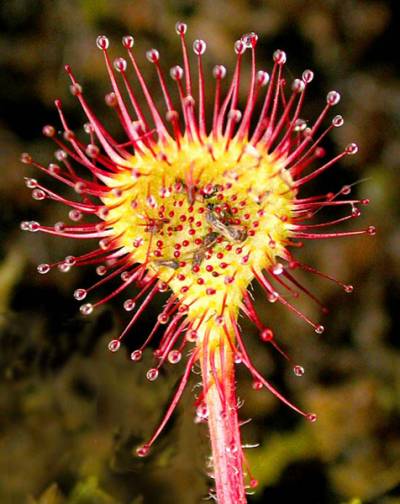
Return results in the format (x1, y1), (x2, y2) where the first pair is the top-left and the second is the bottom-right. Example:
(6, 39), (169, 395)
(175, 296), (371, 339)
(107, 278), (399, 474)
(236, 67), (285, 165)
(0, 1), (399, 503)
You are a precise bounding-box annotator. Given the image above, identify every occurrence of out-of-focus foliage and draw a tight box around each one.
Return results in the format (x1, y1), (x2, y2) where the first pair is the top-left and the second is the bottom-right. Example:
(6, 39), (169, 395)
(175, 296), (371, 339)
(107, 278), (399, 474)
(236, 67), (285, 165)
(0, 1), (399, 503)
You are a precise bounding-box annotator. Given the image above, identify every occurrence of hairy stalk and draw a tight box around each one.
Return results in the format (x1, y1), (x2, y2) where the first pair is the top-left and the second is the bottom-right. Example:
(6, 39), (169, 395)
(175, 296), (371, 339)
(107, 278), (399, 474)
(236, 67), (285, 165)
(201, 330), (246, 503)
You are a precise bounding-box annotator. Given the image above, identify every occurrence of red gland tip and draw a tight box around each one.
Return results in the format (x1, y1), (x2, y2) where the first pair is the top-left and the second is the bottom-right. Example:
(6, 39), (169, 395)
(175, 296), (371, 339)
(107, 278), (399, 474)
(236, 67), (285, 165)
(234, 352), (243, 364)
(252, 380), (263, 390)
(332, 115), (344, 127)
(19, 221), (30, 231)
(63, 129), (75, 141)
(186, 329), (198, 342)
(37, 263), (50, 274)
(175, 21), (187, 35)
(123, 299), (136, 311)
(42, 125), (55, 137)
(20, 153), (32, 164)
(213, 65), (226, 80)
(108, 339), (121, 352)
(346, 143), (358, 155)
(167, 350), (182, 364)
(146, 368), (159, 381)
(273, 49), (287, 64)
(130, 349), (143, 362)
(57, 261), (71, 273)
(241, 32), (258, 48)
(73, 288), (87, 301)
(193, 39), (207, 55)
(293, 365), (305, 376)
(170, 65), (183, 81)
(326, 90), (341, 105)
(256, 70), (269, 86)
(29, 221), (40, 232)
(122, 35), (134, 48)
(196, 403), (208, 420)
(234, 40), (246, 55)
(25, 178), (37, 188)
(96, 35), (109, 50)
(114, 57), (127, 72)
(302, 69), (314, 83)
(105, 92), (117, 107)
(136, 444), (150, 457)
(260, 328), (274, 342)
(86, 144), (99, 158)
(146, 49), (160, 63)
(80, 303), (93, 316)
(292, 78), (305, 93)
(32, 188), (46, 200)
(70, 83), (82, 96)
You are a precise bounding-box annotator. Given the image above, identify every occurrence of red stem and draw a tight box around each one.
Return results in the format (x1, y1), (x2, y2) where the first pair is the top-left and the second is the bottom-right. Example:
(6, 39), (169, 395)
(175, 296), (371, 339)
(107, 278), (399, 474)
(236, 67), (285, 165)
(201, 333), (247, 503)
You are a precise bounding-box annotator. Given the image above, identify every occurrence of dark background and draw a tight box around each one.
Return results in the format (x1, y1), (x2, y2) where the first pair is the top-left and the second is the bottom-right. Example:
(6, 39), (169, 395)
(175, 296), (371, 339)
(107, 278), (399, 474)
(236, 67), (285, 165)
(0, 1), (399, 503)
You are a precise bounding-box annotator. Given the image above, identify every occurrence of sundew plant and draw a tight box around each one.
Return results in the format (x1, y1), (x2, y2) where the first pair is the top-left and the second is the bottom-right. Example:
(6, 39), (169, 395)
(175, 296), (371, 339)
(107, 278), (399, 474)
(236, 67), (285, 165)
(21, 23), (374, 503)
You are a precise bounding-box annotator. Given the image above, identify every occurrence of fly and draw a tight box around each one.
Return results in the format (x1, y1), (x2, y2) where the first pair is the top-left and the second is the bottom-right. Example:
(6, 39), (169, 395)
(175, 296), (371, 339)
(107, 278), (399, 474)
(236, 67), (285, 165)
(192, 231), (219, 269)
(205, 209), (247, 243)
(154, 259), (180, 269)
